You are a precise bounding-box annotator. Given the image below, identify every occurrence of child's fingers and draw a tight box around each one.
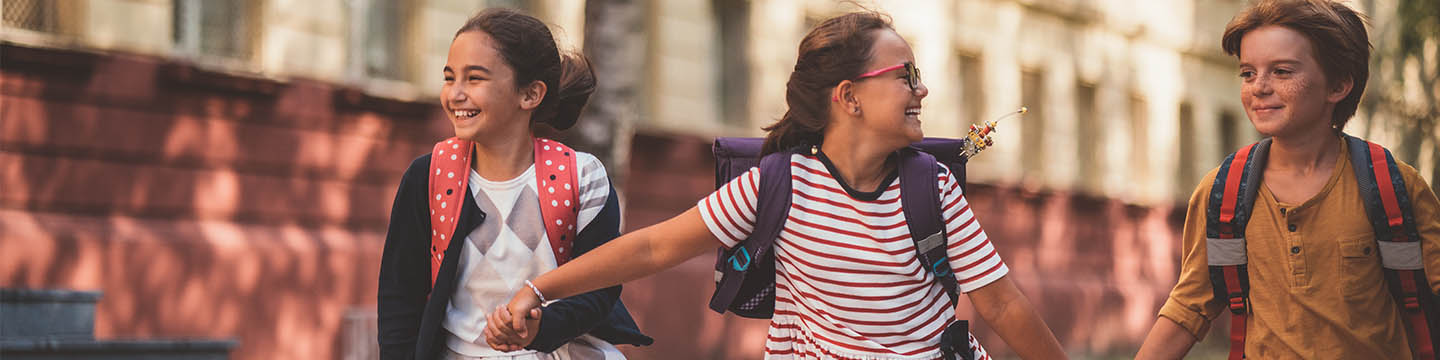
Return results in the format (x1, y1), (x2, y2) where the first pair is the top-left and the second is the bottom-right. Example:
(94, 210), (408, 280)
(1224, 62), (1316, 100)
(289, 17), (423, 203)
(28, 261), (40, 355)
(528, 308), (542, 320)
(490, 306), (522, 340)
(509, 306), (530, 338)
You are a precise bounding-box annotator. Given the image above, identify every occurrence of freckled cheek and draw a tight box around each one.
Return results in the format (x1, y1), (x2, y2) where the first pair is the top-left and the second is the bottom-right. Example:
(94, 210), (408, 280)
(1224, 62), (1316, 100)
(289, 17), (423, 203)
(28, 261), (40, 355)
(1273, 81), (1308, 101)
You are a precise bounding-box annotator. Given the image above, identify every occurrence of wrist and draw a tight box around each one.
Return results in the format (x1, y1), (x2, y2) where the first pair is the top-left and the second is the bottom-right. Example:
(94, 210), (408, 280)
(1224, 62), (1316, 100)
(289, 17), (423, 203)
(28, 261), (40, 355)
(523, 280), (548, 304)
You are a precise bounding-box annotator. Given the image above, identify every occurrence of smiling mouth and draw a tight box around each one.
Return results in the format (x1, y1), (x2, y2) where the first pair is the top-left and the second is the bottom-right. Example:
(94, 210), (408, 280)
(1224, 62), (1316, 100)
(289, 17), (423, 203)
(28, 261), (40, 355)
(453, 110), (479, 119)
(906, 108), (921, 116)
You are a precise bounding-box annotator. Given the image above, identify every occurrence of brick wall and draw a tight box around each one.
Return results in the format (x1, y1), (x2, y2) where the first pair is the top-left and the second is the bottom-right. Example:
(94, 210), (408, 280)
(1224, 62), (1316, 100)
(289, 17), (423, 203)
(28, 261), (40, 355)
(0, 43), (445, 360)
(1, 43), (1195, 359)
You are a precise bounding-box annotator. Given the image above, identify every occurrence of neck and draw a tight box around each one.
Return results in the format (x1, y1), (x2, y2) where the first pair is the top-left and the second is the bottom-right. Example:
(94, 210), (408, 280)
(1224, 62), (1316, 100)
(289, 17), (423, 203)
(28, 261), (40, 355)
(1267, 125), (1340, 173)
(470, 128), (535, 181)
(819, 132), (896, 192)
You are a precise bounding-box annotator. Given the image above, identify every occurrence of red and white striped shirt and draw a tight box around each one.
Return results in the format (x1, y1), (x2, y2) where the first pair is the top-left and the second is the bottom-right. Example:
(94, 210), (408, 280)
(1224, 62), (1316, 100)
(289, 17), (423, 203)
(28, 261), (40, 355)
(698, 153), (1007, 360)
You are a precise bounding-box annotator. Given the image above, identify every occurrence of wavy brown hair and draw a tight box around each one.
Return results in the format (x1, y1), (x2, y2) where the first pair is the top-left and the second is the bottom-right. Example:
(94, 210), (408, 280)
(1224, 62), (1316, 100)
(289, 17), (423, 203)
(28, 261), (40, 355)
(1222, 0), (1370, 130)
(761, 12), (894, 155)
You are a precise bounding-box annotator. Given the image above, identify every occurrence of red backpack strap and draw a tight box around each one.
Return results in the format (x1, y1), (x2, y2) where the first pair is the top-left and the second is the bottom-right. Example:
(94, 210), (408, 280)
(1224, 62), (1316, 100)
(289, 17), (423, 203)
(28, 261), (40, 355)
(1345, 134), (1436, 360)
(429, 137), (474, 288)
(1204, 139), (1270, 360)
(534, 138), (579, 265)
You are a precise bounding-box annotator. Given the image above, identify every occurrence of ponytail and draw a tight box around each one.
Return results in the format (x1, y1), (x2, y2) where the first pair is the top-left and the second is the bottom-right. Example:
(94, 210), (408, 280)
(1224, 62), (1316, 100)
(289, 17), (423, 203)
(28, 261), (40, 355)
(536, 52), (595, 131)
(760, 11), (892, 155)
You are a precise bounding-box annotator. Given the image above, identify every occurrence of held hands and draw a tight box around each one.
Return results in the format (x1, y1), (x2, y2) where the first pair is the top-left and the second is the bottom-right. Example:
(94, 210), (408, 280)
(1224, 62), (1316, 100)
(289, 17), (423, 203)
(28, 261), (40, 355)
(483, 289), (545, 351)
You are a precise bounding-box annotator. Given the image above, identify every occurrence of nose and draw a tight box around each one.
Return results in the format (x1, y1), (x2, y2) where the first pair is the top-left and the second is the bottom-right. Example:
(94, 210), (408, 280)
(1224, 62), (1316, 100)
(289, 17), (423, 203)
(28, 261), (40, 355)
(913, 80), (929, 99)
(446, 82), (467, 105)
(1249, 74), (1274, 97)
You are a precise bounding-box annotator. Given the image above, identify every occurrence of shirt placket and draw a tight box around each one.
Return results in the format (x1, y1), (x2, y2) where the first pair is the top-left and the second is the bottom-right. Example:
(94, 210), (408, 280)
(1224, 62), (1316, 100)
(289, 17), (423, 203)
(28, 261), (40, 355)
(1280, 205), (1309, 287)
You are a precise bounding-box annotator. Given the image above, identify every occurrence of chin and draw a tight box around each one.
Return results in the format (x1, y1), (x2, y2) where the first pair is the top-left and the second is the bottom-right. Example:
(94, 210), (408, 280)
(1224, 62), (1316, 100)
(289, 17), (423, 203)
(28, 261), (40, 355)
(905, 128), (924, 144)
(452, 126), (481, 141)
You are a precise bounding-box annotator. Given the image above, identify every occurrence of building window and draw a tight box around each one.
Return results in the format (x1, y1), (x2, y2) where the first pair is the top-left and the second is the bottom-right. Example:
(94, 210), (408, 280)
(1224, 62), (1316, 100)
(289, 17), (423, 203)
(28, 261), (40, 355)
(714, 0), (751, 126)
(1021, 70), (1046, 178)
(1130, 95), (1150, 177)
(1075, 83), (1098, 191)
(1178, 102), (1196, 191)
(956, 53), (984, 127)
(173, 0), (255, 60)
(348, 0), (413, 82)
(2, 0), (57, 33)
(1219, 110), (1239, 155)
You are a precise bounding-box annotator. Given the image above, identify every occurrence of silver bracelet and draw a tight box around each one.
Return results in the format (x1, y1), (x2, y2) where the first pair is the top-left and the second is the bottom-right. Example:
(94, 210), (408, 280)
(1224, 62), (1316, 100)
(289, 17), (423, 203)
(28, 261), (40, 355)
(524, 280), (548, 303)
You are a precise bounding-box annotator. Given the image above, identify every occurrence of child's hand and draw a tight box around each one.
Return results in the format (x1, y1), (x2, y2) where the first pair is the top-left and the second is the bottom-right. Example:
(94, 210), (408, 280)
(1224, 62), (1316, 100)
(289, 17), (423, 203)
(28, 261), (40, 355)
(483, 304), (541, 351)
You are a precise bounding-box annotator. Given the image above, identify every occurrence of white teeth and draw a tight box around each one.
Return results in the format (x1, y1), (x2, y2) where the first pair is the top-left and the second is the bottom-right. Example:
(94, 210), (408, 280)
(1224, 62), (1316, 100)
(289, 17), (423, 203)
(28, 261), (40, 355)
(453, 110), (478, 118)
(906, 109), (921, 115)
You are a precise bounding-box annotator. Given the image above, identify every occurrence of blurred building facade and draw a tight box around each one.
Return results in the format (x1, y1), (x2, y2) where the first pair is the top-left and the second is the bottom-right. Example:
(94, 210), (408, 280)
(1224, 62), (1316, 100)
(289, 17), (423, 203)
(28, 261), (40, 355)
(2, 0), (1434, 359)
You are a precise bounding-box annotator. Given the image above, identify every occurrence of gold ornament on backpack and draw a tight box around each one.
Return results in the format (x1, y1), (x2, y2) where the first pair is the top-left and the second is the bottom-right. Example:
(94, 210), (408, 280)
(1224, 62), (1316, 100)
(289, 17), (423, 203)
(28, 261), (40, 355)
(959, 106), (1026, 158)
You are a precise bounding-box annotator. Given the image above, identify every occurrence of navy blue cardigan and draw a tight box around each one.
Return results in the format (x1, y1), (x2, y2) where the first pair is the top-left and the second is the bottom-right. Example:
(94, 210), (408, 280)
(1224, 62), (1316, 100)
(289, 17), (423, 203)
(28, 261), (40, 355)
(378, 154), (651, 360)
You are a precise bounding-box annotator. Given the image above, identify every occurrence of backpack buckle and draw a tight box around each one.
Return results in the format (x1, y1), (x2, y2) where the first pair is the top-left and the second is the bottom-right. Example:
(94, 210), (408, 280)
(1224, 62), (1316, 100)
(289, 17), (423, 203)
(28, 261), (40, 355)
(1227, 294), (1247, 314)
(931, 258), (952, 278)
(1403, 296), (1421, 312)
(728, 246), (752, 271)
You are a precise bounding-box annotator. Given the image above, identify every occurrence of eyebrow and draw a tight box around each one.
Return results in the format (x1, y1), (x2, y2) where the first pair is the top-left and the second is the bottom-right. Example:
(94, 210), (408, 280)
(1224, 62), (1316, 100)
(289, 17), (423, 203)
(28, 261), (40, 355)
(442, 65), (492, 73)
(1238, 59), (1302, 68)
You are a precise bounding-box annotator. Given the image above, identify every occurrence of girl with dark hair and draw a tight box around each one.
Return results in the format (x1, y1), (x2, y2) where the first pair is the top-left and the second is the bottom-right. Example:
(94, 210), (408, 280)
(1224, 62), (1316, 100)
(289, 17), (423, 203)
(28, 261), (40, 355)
(488, 11), (1066, 360)
(378, 8), (649, 360)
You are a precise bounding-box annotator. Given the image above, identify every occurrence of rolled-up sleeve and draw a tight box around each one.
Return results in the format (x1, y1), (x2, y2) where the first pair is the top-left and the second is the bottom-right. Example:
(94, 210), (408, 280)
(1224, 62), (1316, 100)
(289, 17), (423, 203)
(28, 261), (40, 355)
(1157, 169), (1226, 340)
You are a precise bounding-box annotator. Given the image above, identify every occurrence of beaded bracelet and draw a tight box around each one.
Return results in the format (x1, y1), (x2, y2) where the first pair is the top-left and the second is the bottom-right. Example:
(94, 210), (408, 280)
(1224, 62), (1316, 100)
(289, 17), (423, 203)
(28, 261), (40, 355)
(524, 280), (548, 303)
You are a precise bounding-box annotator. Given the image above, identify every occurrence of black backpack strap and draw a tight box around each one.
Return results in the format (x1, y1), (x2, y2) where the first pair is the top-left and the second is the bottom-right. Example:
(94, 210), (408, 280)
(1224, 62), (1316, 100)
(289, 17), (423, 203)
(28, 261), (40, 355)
(897, 147), (972, 360)
(707, 150), (793, 316)
(1345, 134), (1437, 360)
(1204, 138), (1269, 360)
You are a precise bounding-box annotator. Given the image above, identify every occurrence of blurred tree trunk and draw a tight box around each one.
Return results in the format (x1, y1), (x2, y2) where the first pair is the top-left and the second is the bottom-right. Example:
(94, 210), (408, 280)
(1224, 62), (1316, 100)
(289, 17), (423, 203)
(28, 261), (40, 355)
(564, 0), (645, 188)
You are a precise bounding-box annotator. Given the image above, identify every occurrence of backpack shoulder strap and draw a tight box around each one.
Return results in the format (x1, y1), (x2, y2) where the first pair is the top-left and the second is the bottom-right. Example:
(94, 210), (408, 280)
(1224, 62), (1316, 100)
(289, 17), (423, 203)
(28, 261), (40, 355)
(1203, 138), (1269, 360)
(898, 147), (981, 360)
(534, 138), (580, 265)
(896, 147), (958, 303)
(1345, 134), (1422, 247)
(1344, 134), (1435, 360)
(429, 137), (474, 288)
(707, 149), (794, 314)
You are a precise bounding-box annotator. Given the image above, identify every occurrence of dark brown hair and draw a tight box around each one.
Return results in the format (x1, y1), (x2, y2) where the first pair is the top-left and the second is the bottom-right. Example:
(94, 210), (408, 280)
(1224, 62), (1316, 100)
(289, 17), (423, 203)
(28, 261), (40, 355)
(1221, 0), (1370, 130)
(761, 11), (894, 155)
(457, 8), (595, 131)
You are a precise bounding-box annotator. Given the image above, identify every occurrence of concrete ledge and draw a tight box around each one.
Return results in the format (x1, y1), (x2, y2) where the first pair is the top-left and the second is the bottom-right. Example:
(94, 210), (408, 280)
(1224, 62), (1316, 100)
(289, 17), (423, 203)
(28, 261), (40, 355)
(0, 289), (102, 303)
(0, 338), (237, 360)
(1, 289), (100, 339)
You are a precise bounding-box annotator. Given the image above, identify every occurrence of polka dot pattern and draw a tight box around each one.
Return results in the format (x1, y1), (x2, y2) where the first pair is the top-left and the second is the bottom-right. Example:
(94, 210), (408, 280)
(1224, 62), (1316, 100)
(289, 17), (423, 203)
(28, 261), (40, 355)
(425, 137), (582, 285)
(534, 137), (580, 265)
(427, 137), (474, 286)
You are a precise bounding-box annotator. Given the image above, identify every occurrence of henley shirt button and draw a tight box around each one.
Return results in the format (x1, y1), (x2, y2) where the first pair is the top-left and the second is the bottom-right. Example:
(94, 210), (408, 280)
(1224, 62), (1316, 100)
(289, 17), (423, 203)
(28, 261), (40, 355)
(1288, 224), (1297, 232)
(1290, 246), (1301, 254)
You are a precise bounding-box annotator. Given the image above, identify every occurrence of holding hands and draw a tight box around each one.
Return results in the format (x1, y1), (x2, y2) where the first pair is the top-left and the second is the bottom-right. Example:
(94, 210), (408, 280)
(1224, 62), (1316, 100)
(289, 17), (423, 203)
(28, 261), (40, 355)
(482, 288), (546, 351)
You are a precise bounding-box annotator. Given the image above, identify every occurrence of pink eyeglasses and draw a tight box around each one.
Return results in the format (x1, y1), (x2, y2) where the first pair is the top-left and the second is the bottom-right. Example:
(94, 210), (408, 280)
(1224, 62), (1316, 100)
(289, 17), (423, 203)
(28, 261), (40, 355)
(856, 62), (921, 91)
(834, 62), (922, 102)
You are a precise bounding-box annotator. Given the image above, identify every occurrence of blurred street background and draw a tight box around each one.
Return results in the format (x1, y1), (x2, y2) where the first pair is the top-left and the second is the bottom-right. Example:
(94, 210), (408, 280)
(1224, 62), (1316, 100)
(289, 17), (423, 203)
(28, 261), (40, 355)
(1, 0), (1436, 358)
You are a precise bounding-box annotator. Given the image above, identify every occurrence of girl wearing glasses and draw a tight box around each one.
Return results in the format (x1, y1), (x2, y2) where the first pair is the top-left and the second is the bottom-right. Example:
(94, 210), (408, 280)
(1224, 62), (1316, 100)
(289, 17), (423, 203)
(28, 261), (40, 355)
(486, 11), (1066, 359)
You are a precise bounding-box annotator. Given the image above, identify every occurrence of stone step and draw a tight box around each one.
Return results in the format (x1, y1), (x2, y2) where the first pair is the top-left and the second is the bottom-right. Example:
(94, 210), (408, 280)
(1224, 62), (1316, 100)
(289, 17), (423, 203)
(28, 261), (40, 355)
(0, 288), (100, 339)
(0, 338), (237, 360)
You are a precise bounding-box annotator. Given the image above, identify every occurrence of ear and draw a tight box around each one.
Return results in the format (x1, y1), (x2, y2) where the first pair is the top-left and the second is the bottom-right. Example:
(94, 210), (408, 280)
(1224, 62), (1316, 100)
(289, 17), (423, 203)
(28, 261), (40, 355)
(1326, 77), (1353, 104)
(518, 80), (547, 111)
(831, 80), (860, 115)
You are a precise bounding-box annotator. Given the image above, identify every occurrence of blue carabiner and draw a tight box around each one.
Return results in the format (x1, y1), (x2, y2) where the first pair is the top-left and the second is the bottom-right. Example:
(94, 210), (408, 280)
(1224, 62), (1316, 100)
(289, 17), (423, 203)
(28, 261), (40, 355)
(729, 246), (752, 271)
(931, 258), (952, 278)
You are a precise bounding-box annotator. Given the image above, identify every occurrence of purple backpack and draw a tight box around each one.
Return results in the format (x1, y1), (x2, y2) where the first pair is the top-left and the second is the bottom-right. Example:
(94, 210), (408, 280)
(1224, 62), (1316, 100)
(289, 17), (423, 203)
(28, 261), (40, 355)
(708, 137), (975, 359)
